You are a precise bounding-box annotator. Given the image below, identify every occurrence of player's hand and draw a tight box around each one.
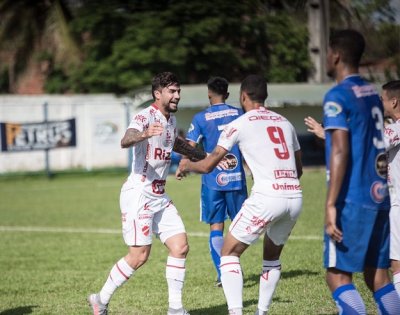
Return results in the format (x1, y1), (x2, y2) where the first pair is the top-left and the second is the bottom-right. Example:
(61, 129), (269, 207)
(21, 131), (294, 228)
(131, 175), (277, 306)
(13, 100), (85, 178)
(304, 116), (325, 140)
(176, 158), (189, 180)
(217, 156), (229, 170)
(325, 204), (343, 242)
(145, 122), (163, 138)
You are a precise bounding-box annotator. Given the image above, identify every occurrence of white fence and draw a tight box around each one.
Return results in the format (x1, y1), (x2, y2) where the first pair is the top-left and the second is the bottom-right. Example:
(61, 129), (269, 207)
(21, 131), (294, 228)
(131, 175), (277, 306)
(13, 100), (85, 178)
(0, 94), (134, 173)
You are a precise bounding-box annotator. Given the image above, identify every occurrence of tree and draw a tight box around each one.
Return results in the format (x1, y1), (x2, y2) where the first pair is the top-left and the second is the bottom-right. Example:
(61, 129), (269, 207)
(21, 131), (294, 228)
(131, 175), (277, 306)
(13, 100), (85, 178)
(0, 0), (80, 93)
(57, 0), (310, 93)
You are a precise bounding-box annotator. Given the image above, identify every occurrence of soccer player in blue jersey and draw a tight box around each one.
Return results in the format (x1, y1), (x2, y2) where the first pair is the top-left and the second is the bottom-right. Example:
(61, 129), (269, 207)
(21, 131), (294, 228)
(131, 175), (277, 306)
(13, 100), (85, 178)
(184, 77), (247, 286)
(322, 29), (400, 314)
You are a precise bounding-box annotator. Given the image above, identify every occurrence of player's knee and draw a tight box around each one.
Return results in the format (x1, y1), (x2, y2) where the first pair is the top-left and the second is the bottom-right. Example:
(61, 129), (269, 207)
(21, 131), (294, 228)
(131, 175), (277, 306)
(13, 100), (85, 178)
(170, 242), (189, 258)
(125, 248), (150, 269)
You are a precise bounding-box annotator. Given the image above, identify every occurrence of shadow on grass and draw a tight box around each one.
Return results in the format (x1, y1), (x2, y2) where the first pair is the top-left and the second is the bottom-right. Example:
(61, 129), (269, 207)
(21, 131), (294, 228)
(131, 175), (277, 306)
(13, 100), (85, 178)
(189, 299), (258, 315)
(0, 306), (38, 315)
(244, 269), (319, 288)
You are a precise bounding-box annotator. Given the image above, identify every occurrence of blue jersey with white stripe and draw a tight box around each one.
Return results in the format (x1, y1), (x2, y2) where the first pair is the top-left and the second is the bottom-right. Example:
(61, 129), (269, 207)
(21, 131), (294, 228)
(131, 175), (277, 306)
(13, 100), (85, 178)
(186, 103), (246, 191)
(323, 75), (389, 210)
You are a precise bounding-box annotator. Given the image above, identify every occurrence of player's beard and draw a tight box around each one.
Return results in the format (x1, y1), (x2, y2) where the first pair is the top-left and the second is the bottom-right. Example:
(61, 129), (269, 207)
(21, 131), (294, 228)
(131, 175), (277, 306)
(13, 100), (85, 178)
(167, 102), (178, 113)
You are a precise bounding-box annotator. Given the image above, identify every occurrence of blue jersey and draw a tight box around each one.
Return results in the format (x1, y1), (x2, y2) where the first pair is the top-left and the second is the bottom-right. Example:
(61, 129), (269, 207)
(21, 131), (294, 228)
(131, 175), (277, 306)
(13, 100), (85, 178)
(186, 103), (246, 191)
(323, 75), (390, 210)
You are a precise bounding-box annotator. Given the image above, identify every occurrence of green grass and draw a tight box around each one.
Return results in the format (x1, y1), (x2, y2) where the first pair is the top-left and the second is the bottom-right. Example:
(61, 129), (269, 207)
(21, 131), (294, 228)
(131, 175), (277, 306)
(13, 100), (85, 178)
(0, 169), (379, 314)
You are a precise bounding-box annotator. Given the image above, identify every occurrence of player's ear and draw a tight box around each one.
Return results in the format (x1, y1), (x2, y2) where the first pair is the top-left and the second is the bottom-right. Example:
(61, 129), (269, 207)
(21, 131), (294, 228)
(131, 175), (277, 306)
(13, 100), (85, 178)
(225, 92), (230, 100)
(154, 89), (162, 100)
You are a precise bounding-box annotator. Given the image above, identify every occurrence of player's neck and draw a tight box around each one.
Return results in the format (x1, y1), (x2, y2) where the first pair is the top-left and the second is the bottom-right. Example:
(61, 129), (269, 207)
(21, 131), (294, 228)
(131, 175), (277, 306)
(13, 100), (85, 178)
(335, 65), (359, 83)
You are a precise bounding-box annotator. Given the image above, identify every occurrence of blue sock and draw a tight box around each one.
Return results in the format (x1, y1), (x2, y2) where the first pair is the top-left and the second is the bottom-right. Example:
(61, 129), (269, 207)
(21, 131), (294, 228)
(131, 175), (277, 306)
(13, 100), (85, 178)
(373, 283), (400, 315)
(332, 283), (366, 315)
(209, 230), (224, 280)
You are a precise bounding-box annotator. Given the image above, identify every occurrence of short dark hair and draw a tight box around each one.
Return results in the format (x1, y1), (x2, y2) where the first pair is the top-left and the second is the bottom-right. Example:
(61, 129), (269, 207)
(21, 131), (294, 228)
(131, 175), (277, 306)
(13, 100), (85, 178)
(329, 29), (365, 67)
(207, 77), (228, 96)
(382, 80), (400, 99)
(151, 72), (180, 99)
(240, 74), (268, 103)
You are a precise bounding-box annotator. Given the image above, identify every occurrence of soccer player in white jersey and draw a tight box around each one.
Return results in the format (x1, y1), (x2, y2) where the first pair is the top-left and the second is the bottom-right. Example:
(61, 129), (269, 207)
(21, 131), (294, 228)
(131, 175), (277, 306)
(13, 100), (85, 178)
(88, 72), (206, 315)
(177, 74), (303, 315)
(381, 80), (400, 297)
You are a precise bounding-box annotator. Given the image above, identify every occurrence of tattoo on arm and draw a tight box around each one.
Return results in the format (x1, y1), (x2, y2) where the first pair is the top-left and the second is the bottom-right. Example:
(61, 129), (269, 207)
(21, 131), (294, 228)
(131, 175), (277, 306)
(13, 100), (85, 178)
(121, 128), (148, 148)
(173, 137), (207, 161)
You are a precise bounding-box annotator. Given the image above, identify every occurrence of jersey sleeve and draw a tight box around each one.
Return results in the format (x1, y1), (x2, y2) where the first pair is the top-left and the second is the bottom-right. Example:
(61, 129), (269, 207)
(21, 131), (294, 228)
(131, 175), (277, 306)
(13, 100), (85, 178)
(186, 114), (203, 143)
(291, 124), (301, 151)
(217, 119), (240, 152)
(384, 124), (400, 150)
(128, 111), (148, 132)
(323, 89), (348, 131)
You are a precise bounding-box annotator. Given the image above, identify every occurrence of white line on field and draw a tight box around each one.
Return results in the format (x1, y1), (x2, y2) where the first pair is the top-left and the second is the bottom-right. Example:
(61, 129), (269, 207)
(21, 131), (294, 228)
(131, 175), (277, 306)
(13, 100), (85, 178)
(0, 225), (322, 240)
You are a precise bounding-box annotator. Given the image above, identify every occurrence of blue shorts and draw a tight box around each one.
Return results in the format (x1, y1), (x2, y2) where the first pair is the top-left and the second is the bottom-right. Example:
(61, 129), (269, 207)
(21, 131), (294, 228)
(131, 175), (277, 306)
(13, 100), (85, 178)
(200, 184), (248, 224)
(324, 202), (390, 272)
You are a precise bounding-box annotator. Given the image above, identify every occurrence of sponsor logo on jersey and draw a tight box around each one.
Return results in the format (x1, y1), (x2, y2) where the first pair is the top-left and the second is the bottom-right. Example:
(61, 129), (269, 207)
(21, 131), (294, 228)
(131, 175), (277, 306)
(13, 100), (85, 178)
(138, 214), (152, 220)
(216, 172), (242, 186)
(370, 181), (388, 203)
(272, 183), (301, 191)
(324, 101), (342, 117)
(223, 153), (238, 170)
(274, 169), (297, 179)
(164, 128), (173, 146)
(151, 179), (166, 194)
(352, 84), (378, 98)
(248, 115), (285, 122)
(143, 203), (150, 211)
(375, 152), (388, 179)
(154, 148), (171, 160)
(205, 109), (239, 121)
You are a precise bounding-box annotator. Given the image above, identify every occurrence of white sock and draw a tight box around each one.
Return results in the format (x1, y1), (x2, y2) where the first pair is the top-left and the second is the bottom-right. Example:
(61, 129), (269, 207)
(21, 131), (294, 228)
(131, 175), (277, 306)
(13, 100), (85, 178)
(99, 257), (134, 304)
(166, 256), (186, 310)
(394, 271), (400, 297)
(220, 256), (243, 313)
(258, 260), (281, 313)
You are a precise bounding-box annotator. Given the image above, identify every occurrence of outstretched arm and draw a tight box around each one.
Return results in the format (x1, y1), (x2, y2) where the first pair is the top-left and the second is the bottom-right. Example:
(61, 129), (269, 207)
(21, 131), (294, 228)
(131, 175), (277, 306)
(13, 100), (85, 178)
(176, 145), (227, 180)
(173, 136), (207, 162)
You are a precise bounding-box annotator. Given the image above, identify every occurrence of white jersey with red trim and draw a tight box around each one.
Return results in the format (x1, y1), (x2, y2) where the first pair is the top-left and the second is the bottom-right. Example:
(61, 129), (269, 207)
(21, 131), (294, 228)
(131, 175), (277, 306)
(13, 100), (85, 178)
(123, 104), (177, 197)
(384, 120), (400, 207)
(217, 107), (302, 197)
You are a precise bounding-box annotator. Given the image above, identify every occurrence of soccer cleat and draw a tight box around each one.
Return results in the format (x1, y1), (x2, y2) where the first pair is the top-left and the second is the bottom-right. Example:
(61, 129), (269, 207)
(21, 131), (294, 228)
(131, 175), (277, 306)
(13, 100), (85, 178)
(88, 293), (108, 315)
(214, 279), (222, 288)
(167, 307), (190, 315)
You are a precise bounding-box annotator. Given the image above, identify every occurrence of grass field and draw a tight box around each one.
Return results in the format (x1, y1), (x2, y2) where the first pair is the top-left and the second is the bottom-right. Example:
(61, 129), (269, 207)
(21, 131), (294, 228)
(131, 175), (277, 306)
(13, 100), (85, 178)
(0, 168), (380, 314)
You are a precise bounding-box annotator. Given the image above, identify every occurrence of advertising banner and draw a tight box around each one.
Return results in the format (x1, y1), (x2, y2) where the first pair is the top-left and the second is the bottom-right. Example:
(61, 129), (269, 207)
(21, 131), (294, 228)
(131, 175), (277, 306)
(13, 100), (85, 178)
(0, 119), (76, 152)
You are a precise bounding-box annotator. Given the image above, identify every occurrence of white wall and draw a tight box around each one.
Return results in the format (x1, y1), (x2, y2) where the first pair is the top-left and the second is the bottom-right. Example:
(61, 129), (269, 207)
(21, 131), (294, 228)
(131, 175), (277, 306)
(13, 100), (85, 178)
(0, 94), (133, 173)
(0, 94), (324, 173)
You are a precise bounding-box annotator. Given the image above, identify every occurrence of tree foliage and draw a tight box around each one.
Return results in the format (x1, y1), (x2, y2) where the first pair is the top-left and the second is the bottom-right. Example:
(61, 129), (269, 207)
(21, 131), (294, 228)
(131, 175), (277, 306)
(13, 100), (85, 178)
(46, 0), (311, 93)
(0, 0), (398, 94)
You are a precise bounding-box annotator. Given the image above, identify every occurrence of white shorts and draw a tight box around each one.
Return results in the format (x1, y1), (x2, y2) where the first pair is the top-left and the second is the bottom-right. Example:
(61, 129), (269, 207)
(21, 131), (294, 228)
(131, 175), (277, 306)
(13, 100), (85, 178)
(390, 204), (400, 261)
(229, 191), (302, 245)
(119, 187), (186, 246)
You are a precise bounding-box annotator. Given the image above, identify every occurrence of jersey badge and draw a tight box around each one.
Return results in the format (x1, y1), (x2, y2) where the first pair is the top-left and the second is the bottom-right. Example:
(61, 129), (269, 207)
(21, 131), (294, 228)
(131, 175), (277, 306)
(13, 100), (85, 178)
(370, 181), (388, 203)
(324, 101), (342, 117)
